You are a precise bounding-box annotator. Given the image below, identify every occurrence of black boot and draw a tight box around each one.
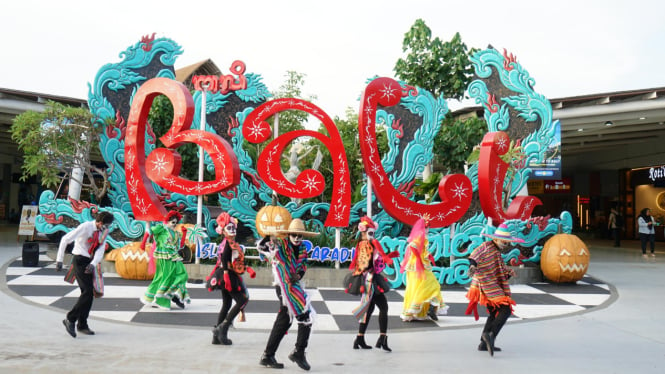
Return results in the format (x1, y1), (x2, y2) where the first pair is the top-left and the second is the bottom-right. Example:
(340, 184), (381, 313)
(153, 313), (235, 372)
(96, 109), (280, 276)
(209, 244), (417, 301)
(288, 349), (311, 371)
(375, 335), (392, 352)
(478, 341), (502, 352)
(260, 353), (284, 369)
(211, 325), (221, 345)
(427, 306), (438, 321)
(353, 335), (372, 349)
(217, 321), (232, 345)
(481, 332), (495, 357)
(290, 323), (312, 370)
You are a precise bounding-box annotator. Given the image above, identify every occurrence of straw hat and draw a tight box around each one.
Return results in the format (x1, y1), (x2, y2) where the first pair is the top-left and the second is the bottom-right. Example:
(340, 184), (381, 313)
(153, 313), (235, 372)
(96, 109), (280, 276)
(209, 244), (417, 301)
(482, 223), (525, 243)
(277, 218), (319, 237)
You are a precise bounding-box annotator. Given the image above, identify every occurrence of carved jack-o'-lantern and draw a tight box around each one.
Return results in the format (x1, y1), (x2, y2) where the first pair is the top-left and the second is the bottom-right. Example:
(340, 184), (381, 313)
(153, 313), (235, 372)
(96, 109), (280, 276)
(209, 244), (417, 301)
(112, 241), (154, 280)
(540, 234), (590, 283)
(255, 205), (292, 238)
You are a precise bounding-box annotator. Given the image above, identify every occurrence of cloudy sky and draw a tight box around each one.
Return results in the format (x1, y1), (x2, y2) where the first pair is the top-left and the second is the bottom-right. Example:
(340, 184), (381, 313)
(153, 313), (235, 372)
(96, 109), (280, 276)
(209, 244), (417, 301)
(2, 0), (664, 119)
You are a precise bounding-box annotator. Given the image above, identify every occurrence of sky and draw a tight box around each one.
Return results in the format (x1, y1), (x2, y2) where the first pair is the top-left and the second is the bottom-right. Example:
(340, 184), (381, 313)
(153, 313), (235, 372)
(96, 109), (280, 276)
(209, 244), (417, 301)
(2, 0), (665, 119)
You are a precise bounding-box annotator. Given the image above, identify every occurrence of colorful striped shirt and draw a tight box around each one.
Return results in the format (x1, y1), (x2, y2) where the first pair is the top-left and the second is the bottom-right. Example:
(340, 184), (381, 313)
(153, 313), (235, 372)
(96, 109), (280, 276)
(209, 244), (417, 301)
(272, 238), (309, 316)
(468, 241), (514, 303)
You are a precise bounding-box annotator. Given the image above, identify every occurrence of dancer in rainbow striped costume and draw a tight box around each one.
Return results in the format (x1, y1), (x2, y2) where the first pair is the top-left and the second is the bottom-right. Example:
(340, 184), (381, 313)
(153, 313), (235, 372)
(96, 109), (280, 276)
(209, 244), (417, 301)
(465, 223), (522, 357)
(259, 218), (318, 371)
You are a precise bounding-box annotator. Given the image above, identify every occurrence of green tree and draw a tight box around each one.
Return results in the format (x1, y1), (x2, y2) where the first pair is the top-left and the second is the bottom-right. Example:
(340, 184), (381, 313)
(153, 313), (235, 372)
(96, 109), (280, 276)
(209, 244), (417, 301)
(434, 115), (487, 173)
(310, 107), (389, 204)
(395, 19), (486, 199)
(11, 101), (110, 201)
(394, 19), (477, 100)
(271, 70), (318, 134)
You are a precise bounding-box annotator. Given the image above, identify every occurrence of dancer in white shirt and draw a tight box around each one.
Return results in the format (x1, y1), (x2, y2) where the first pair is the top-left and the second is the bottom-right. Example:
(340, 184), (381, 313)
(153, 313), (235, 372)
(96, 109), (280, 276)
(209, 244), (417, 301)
(56, 211), (114, 338)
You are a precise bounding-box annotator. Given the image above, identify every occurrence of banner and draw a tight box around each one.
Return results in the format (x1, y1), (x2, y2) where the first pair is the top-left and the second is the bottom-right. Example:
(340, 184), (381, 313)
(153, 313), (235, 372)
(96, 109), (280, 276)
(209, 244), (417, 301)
(18, 205), (38, 236)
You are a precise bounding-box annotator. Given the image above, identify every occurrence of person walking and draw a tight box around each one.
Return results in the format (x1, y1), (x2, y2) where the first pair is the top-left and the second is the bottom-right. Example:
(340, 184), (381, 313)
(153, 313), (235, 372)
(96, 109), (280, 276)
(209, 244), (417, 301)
(55, 211), (114, 338)
(465, 223), (522, 356)
(259, 218), (318, 371)
(348, 216), (398, 352)
(637, 208), (656, 258)
(608, 205), (623, 247)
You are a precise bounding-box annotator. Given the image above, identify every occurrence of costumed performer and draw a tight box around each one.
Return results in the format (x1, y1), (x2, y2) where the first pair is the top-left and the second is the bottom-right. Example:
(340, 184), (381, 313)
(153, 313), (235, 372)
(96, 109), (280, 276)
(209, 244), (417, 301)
(465, 223), (521, 356)
(400, 215), (447, 321)
(56, 211), (114, 337)
(211, 212), (255, 345)
(140, 210), (191, 310)
(258, 218), (318, 371)
(349, 216), (399, 351)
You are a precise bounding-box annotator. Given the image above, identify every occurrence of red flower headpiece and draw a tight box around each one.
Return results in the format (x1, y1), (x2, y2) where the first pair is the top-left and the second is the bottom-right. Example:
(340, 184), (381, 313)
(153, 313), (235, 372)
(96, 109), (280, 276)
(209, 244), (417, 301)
(165, 210), (182, 223)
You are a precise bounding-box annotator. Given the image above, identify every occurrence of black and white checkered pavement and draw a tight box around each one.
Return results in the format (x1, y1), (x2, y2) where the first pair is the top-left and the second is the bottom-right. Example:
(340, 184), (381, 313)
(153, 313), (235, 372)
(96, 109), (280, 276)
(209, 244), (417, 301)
(4, 253), (613, 332)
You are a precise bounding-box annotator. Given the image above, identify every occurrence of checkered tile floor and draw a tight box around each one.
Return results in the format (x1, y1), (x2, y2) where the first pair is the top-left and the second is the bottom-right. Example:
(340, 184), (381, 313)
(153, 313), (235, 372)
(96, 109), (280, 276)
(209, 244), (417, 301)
(4, 254), (613, 332)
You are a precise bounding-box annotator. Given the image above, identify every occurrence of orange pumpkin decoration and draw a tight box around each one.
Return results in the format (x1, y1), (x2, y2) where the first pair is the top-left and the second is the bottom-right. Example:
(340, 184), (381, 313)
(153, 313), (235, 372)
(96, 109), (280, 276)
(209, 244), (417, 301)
(255, 205), (292, 238)
(540, 234), (590, 283)
(112, 241), (154, 280)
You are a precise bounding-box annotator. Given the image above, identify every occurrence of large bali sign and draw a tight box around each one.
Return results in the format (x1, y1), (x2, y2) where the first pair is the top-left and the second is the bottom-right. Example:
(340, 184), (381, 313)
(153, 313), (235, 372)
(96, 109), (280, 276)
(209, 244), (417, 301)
(125, 77), (540, 226)
(36, 36), (571, 287)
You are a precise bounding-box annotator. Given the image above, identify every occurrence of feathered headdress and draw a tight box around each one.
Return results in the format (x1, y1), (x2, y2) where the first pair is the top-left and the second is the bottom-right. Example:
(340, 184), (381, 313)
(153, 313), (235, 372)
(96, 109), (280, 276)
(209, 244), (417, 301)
(357, 216), (378, 232)
(400, 217), (428, 276)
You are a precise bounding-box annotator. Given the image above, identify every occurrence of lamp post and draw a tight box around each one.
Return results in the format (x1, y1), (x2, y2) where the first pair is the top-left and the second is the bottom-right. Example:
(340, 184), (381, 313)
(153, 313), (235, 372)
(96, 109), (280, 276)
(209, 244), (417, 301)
(195, 84), (208, 264)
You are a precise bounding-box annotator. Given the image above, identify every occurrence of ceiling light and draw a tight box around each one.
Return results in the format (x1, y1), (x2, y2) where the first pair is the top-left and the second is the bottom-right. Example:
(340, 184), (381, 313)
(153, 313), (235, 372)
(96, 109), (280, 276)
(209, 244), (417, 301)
(639, 117), (646, 120)
(604, 121), (613, 126)
(578, 128), (584, 132)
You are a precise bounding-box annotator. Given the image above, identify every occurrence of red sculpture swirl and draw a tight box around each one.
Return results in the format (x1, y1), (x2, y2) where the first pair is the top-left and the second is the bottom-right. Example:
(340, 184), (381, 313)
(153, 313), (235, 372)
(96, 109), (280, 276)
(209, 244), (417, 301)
(125, 77), (240, 221)
(243, 98), (351, 227)
(358, 77), (473, 227)
(477, 131), (541, 224)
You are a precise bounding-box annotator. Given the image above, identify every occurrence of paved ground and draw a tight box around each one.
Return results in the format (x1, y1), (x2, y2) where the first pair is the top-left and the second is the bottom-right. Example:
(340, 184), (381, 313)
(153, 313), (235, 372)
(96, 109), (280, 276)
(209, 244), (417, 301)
(1, 224), (664, 373)
(4, 255), (612, 332)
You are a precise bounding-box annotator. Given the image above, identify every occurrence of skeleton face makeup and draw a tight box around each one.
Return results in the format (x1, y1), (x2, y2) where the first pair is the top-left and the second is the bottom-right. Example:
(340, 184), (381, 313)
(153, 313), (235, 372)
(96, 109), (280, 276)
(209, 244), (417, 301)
(362, 228), (376, 240)
(494, 239), (510, 250)
(224, 222), (237, 237)
(289, 233), (303, 246)
(166, 219), (178, 230)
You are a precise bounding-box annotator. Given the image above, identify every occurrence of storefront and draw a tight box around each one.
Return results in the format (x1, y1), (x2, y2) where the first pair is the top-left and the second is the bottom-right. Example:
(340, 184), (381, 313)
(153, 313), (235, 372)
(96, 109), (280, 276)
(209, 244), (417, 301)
(623, 165), (665, 240)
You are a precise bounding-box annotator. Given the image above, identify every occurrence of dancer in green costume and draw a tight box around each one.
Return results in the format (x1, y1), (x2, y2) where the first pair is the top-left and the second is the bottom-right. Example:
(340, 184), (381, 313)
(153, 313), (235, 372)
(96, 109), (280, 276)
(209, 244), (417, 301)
(141, 210), (191, 310)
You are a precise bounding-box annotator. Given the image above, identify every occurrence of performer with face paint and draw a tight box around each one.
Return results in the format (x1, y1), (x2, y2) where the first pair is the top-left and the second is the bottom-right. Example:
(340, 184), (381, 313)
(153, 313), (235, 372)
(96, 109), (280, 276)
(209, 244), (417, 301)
(465, 223), (523, 357)
(140, 210), (191, 310)
(349, 216), (399, 351)
(211, 212), (255, 345)
(259, 218), (318, 371)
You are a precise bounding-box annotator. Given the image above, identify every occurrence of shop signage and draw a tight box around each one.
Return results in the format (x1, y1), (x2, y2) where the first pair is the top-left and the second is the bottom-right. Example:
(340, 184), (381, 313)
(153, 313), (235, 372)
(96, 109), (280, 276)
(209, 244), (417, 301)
(648, 165), (665, 183)
(544, 178), (571, 193)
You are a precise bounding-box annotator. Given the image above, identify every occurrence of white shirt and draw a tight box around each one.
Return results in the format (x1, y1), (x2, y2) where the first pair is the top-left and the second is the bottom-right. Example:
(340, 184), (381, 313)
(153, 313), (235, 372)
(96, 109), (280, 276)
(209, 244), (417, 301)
(638, 216), (656, 235)
(56, 221), (108, 267)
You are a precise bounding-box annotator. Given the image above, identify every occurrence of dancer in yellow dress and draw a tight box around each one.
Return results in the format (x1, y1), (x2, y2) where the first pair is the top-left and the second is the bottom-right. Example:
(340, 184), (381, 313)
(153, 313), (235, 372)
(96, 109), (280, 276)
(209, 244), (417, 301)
(400, 216), (447, 321)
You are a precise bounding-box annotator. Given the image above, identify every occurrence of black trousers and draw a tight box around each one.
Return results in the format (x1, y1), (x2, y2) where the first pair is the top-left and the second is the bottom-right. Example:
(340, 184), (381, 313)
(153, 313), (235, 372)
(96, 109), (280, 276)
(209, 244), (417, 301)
(358, 292), (388, 334)
(640, 233), (656, 254)
(482, 304), (511, 340)
(264, 286), (311, 356)
(67, 255), (94, 328)
(217, 288), (249, 325)
(612, 228), (621, 247)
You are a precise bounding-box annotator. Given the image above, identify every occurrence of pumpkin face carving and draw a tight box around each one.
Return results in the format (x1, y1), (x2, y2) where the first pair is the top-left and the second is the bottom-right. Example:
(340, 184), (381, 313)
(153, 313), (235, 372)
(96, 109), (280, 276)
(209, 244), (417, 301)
(540, 234), (590, 283)
(256, 205), (291, 238)
(113, 241), (154, 280)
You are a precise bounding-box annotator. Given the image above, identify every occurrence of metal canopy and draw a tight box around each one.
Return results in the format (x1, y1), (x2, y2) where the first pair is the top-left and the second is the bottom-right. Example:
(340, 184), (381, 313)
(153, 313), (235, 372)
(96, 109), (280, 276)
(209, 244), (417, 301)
(553, 88), (665, 172)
